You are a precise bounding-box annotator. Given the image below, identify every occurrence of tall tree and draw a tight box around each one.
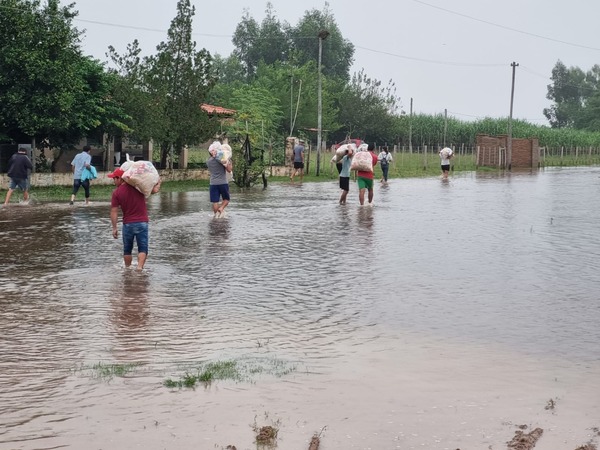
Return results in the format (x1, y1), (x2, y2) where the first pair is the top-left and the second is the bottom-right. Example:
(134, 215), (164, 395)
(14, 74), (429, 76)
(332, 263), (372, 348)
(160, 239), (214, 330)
(254, 3), (290, 67)
(107, 40), (160, 143)
(231, 9), (260, 80)
(0, 0), (124, 149)
(223, 84), (283, 187)
(143, 0), (218, 168)
(334, 69), (401, 143)
(288, 3), (354, 81)
(544, 60), (592, 129)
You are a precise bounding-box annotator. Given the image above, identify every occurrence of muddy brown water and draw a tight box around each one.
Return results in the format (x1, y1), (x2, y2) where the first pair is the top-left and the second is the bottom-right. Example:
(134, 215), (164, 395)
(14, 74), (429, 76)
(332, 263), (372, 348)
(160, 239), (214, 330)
(1, 167), (599, 450)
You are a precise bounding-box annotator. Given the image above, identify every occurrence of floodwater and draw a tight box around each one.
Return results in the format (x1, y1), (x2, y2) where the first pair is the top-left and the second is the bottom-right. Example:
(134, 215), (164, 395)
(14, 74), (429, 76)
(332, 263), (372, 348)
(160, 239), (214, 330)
(1, 167), (600, 450)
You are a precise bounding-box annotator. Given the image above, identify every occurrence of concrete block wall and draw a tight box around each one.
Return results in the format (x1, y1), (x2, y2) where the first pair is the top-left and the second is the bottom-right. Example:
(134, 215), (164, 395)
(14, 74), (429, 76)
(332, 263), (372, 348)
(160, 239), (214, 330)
(0, 169), (210, 190)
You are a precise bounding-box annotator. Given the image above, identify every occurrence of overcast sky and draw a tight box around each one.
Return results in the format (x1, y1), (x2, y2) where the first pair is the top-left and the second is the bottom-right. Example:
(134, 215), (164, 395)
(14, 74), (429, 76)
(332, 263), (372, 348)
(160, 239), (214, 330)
(69, 0), (600, 124)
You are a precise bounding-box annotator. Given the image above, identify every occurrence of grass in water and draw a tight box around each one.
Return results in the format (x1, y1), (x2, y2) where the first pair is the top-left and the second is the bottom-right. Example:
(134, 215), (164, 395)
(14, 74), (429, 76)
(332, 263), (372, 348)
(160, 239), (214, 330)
(79, 362), (142, 380)
(163, 358), (296, 389)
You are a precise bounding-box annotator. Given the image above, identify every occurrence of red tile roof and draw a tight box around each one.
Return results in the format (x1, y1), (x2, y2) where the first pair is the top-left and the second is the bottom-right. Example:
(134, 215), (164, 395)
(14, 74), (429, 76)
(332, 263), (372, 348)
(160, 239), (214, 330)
(201, 104), (236, 115)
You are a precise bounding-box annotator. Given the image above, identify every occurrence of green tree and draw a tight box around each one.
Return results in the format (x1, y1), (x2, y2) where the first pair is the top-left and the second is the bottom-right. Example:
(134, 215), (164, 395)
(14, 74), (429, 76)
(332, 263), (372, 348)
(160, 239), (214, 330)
(334, 69), (401, 144)
(107, 40), (160, 143)
(231, 3), (290, 81)
(288, 3), (354, 81)
(231, 9), (261, 80)
(144, 0), (218, 168)
(577, 91), (600, 132)
(544, 60), (593, 129)
(253, 3), (290, 67)
(0, 0), (126, 150)
(222, 84), (283, 186)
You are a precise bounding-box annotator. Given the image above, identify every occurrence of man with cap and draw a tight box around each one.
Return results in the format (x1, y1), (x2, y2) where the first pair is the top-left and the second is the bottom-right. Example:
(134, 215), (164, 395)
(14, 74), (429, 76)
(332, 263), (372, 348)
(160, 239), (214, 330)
(108, 167), (161, 270)
(3, 147), (33, 206)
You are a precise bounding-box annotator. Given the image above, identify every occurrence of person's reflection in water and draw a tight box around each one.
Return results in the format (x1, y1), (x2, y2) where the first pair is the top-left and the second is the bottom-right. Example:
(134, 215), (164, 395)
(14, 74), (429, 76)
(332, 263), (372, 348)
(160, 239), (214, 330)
(357, 205), (375, 231)
(208, 216), (231, 255)
(110, 270), (150, 341)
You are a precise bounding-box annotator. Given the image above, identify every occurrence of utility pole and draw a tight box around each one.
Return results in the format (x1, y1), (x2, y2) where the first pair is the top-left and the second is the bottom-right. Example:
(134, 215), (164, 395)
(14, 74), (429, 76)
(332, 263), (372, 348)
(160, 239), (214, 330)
(508, 61), (519, 170)
(316, 29), (329, 176)
(409, 98), (413, 153)
(289, 74), (293, 136)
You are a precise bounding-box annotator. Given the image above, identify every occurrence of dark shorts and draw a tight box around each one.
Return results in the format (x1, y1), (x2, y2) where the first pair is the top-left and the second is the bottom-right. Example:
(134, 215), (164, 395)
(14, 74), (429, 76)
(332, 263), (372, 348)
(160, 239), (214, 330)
(339, 176), (350, 191)
(293, 162), (304, 170)
(9, 178), (29, 191)
(122, 222), (149, 255)
(441, 164), (450, 171)
(210, 184), (231, 203)
(72, 179), (90, 197)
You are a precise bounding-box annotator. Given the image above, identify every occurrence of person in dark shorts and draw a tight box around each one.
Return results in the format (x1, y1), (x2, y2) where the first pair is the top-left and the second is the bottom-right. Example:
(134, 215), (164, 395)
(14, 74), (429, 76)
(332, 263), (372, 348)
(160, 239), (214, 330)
(70, 145), (92, 205)
(290, 140), (305, 182)
(439, 147), (453, 179)
(207, 145), (233, 218)
(338, 147), (354, 204)
(3, 147), (33, 206)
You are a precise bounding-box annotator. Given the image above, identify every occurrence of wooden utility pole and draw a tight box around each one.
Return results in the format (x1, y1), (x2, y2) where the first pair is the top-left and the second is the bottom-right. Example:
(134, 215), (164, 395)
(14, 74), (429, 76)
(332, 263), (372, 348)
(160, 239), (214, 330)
(316, 30), (329, 176)
(508, 61), (519, 170)
(409, 97), (413, 153)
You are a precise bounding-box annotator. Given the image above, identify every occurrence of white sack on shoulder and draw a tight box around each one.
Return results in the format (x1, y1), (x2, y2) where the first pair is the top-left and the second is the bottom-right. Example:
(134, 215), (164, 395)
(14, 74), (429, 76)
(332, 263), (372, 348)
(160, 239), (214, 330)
(350, 151), (373, 172)
(120, 160), (134, 172)
(334, 144), (349, 162)
(440, 147), (453, 158)
(218, 144), (232, 165)
(122, 160), (159, 198)
(208, 141), (222, 158)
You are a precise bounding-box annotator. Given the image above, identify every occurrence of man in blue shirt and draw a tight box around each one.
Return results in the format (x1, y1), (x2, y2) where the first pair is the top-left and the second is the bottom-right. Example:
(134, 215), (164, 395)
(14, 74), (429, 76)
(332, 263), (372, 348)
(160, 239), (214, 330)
(70, 146), (92, 205)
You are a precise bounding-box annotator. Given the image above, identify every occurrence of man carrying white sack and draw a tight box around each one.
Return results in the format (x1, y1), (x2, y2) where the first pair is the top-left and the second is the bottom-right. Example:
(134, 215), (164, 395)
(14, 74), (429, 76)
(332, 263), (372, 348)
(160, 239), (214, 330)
(207, 142), (233, 218)
(108, 167), (161, 270)
(439, 147), (453, 180)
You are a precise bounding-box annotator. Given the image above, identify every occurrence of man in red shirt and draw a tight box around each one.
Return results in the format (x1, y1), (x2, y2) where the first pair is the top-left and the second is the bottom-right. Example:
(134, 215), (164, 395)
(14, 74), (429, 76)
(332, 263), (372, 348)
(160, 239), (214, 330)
(357, 143), (378, 206)
(109, 167), (161, 270)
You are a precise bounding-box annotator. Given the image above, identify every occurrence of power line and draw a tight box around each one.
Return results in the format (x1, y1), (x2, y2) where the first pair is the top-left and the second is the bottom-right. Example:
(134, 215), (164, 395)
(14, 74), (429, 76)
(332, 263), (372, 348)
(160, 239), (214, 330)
(354, 45), (505, 67)
(411, 0), (600, 52)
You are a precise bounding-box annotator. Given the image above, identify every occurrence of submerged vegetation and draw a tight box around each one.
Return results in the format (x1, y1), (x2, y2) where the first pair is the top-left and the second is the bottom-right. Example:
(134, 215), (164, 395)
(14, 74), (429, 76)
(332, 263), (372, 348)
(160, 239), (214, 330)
(163, 358), (297, 389)
(72, 362), (142, 380)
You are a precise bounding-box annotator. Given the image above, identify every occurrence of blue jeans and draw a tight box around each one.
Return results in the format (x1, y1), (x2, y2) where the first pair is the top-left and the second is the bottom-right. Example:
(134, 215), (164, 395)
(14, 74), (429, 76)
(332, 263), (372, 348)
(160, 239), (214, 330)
(122, 222), (149, 255)
(381, 163), (389, 181)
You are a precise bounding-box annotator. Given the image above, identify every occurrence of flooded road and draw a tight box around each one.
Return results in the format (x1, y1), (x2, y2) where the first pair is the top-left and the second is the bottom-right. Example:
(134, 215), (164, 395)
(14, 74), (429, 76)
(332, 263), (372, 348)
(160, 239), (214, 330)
(1, 167), (600, 450)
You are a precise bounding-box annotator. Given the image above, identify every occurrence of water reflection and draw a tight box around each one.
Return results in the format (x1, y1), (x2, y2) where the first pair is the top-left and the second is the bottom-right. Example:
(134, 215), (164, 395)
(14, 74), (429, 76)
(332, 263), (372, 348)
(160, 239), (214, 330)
(1, 167), (600, 449)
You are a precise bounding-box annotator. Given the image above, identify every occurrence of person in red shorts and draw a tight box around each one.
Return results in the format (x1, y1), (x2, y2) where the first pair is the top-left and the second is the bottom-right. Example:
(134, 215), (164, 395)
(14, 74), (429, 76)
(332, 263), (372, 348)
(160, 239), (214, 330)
(109, 167), (161, 270)
(357, 143), (378, 206)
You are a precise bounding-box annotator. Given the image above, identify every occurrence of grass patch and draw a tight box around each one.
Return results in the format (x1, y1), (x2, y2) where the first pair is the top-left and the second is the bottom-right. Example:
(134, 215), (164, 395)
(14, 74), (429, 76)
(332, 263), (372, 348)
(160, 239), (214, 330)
(163, 358), (297, 389)
(20, 179), (210, 202)
(73, 362), (142, 380)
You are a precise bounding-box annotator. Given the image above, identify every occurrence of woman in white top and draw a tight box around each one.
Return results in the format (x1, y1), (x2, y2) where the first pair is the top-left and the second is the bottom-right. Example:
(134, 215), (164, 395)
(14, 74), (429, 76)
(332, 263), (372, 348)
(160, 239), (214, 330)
(378, 147), (393, 183)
